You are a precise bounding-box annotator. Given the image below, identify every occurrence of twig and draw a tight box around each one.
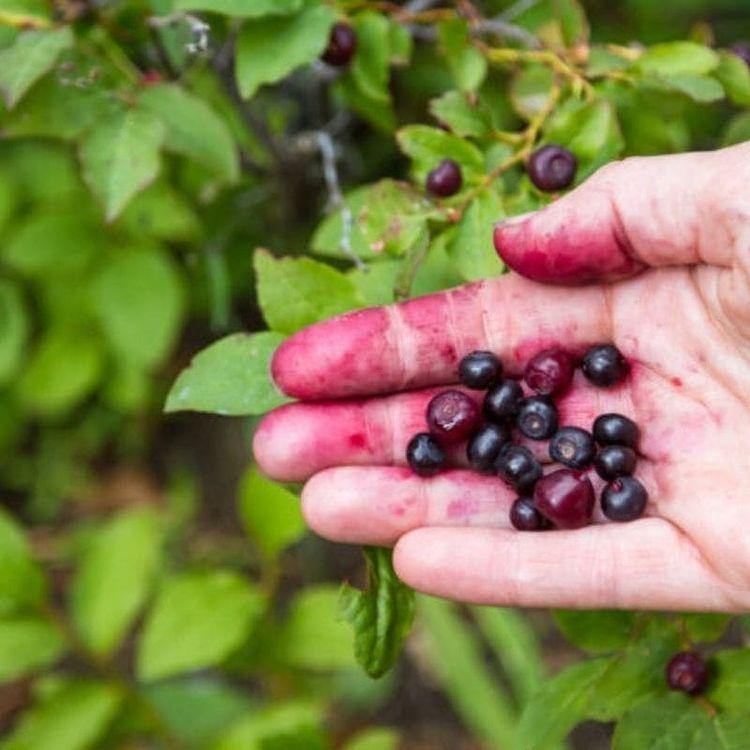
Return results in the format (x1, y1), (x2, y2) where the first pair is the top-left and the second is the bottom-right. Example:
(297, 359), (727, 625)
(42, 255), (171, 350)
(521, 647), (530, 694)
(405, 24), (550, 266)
(498, 0), (541, 21)
(404, 0), (441, 10)
(478, 18), (540, 49)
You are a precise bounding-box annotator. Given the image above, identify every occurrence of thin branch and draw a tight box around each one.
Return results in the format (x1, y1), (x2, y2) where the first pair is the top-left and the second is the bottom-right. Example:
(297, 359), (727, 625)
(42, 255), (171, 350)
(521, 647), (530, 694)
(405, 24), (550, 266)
(478, 18), (540, 49)
(497, 0), (541, 22)
(404, 0), (441, 10)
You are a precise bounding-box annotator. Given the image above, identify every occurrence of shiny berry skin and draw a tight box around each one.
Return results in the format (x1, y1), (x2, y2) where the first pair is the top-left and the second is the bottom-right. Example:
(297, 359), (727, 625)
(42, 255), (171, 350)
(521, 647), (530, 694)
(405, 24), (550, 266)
(666, 651), (709, 695)
(601, 476), (647, 521)
(321, 23), (357, 67)
(484, 379), (524, 423)
(426, 390), (480, 444)
(593, 413), (640, 448)
(527, 144), (577, 192)
(524, 348), (575, 396)
(426, 159), (462, 197)
(509, 497), (548, 531)
(517, 397), (558, 440)
(497, 445), (543, 495)
(549, 427), (596, 470)
(467, 423), (510, 474)
(581, 344), (628, 387)
(594, 445), (636, 480)
(730, 42), (750, 67)
(406, 433), (445, 477)
(459, 350), (502, 389)
(533, 469), (595, 529)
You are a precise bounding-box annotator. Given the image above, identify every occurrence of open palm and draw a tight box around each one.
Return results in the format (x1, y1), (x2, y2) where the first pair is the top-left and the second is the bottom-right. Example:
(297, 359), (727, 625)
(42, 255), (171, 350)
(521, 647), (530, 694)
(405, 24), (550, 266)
(255, 142), (750, 612)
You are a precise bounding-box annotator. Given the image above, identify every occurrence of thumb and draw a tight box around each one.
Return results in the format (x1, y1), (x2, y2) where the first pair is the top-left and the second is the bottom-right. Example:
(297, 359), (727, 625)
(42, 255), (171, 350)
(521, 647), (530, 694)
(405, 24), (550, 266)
(493, 143), (750, 284)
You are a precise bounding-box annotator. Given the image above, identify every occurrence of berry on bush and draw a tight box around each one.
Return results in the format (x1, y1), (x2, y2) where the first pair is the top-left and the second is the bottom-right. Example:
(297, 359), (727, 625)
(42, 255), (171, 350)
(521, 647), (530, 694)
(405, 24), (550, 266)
(426, 159), (463, 197)
(593, 413), (640, 448)
(497, 445), (543, 495)
(549, 427), (596, 470)
(534, 469), (595, 529)
(510, 497), (549, 531)
(321, 23), (357, 66)
(524, 348), (575, 396)
(582, 344), (628, 387)
(666, 651), (709, 695)
(484, 379), (524, 422)
(426, 390), (480, 444)
(517, 396), (558, 440)
(406, 433), (445, 476)
(459, 350), (502, 389)
(601, 476), (648, 521)
(594, 445), (636, 480)
(467, 423), (510, 473)
(527, 144), (577, 191)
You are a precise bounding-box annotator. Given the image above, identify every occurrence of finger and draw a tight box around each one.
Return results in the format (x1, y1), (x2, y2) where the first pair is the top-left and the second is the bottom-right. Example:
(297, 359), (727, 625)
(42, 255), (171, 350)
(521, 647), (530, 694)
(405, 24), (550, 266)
(301, 467), (517, 545)
(272, 273), (611, 400)
(393, 520), (740, 611)
(493, 144), (748, 283)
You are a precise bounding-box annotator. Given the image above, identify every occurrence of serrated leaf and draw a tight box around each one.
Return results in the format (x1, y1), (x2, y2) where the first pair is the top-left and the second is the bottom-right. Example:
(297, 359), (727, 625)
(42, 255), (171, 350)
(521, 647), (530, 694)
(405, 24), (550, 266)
(0, 507), (46, 614)
(340, 547), (415, 679)
(437, 18), (487, 93)
(707, 648), (750, 714)
(173, 0), (302, 17)
(449, 189), (505, 281)
(79, 108), (165, 221)
(429, 91), (490, 138)
(137, 570), (264, 682)
(239, 467), (305, 560)
(235, 3), (335, 99)
(0, 278), (29, 386)
(165, 332), (288, 416)
(254, 249), (363, 334)
(716, 51), (750, 105)
(0, 617), (66, 681)
(90, 246), (185, 370)
(397, 124), (484, 183)
(0, 26), (73, 108)
(636, 41), (719, 76)
(71, 508), (162, 656)
(139, 84), (239, 183)
(349, 12), (390, 103)
(553, 610), (637, 653)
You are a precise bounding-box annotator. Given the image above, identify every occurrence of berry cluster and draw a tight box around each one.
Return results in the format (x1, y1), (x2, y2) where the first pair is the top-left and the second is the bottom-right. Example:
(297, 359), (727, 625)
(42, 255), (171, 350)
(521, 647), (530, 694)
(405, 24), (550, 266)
(406, 344), (648, 530)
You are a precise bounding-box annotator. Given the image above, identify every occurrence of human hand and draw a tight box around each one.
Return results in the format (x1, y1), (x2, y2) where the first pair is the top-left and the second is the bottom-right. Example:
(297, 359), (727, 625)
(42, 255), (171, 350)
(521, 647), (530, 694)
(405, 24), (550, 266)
(254, 142), (750, 612)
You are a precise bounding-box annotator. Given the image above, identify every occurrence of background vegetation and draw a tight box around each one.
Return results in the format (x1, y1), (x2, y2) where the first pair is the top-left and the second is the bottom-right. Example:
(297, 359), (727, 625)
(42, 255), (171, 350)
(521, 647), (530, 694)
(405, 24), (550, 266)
(2, 0), (750, 748)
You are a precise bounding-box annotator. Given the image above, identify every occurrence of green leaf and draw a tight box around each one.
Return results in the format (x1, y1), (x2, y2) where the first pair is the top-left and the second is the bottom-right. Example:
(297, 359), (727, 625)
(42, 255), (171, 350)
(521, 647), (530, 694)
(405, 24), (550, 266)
(340, 548), (415, 679)
(165, 332), (289, 416)
(79, 107), (165, 221)
(349, 12), (391, 104)
(707, 648), (750, 714)
(4, 681), (121, 750)
(235, 3), (335, 99)
(17, 327), (103, 417)
(654, 73), (725, 103)
(0, 27), (73, 108)
(510, 65), (556, 120)
(334, 74), (396, 132)
(90, 246), (185, 370)
(418, 596), (516, 748)
(613, 692), (750, 749)
(0, 278), (29, 386)
(0, 617), (66, 681)
(137, 570), (264, 682)
(721, 111), (750, 147)
(554, 0), (589, 46)
(682, 613), (729, 643)
(448, 189), (505, 282)
(437, 18), (487, 93)
(553, 610), (637, 653)
(715, 51), (750, 105)
(387, 19), (412, 65)
(429, 91), (491, 138)
(173, 0), (303, 18)
(344, 727), (400, 750)
(254, 249), (364, 335)
(397, 125), (485, 183)
(139, 84), (239, 183)
(636, 41), (719, 76)
(238, 466), (305, 560)
(277, 585), (356, 670)
(71, 508), (161, 656)
(0, 0), (52, 27)
(0, 507), (46, 614)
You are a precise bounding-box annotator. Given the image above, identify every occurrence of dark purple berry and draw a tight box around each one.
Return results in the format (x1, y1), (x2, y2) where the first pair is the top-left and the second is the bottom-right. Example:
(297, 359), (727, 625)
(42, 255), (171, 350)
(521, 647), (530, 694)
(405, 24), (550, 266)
(406, 433), (445, 476)
(581, 344), (628, 387)
(601, 476), (647, 521)
(666, 651), (708, 695)
(534, 469), (595, 529)
(594, 445), (636, 480)
(527, 144), (577, 192)
(524, 348), (575, 396)
(426, 159), (462, 197)
(549, 427), (596, 470)
(459, 350), (502, 389)
(497, 445), (543, 495)
(517, 396), (558, 440)
(509, 497), (548, 531)
(730, 42), (750, 67)
(426, 389), (480, 445)
(467, 423), (510, 474)
(484, 379), (524, 423)
(593, 413), (639, 449)
(321, 23), (357, 67)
